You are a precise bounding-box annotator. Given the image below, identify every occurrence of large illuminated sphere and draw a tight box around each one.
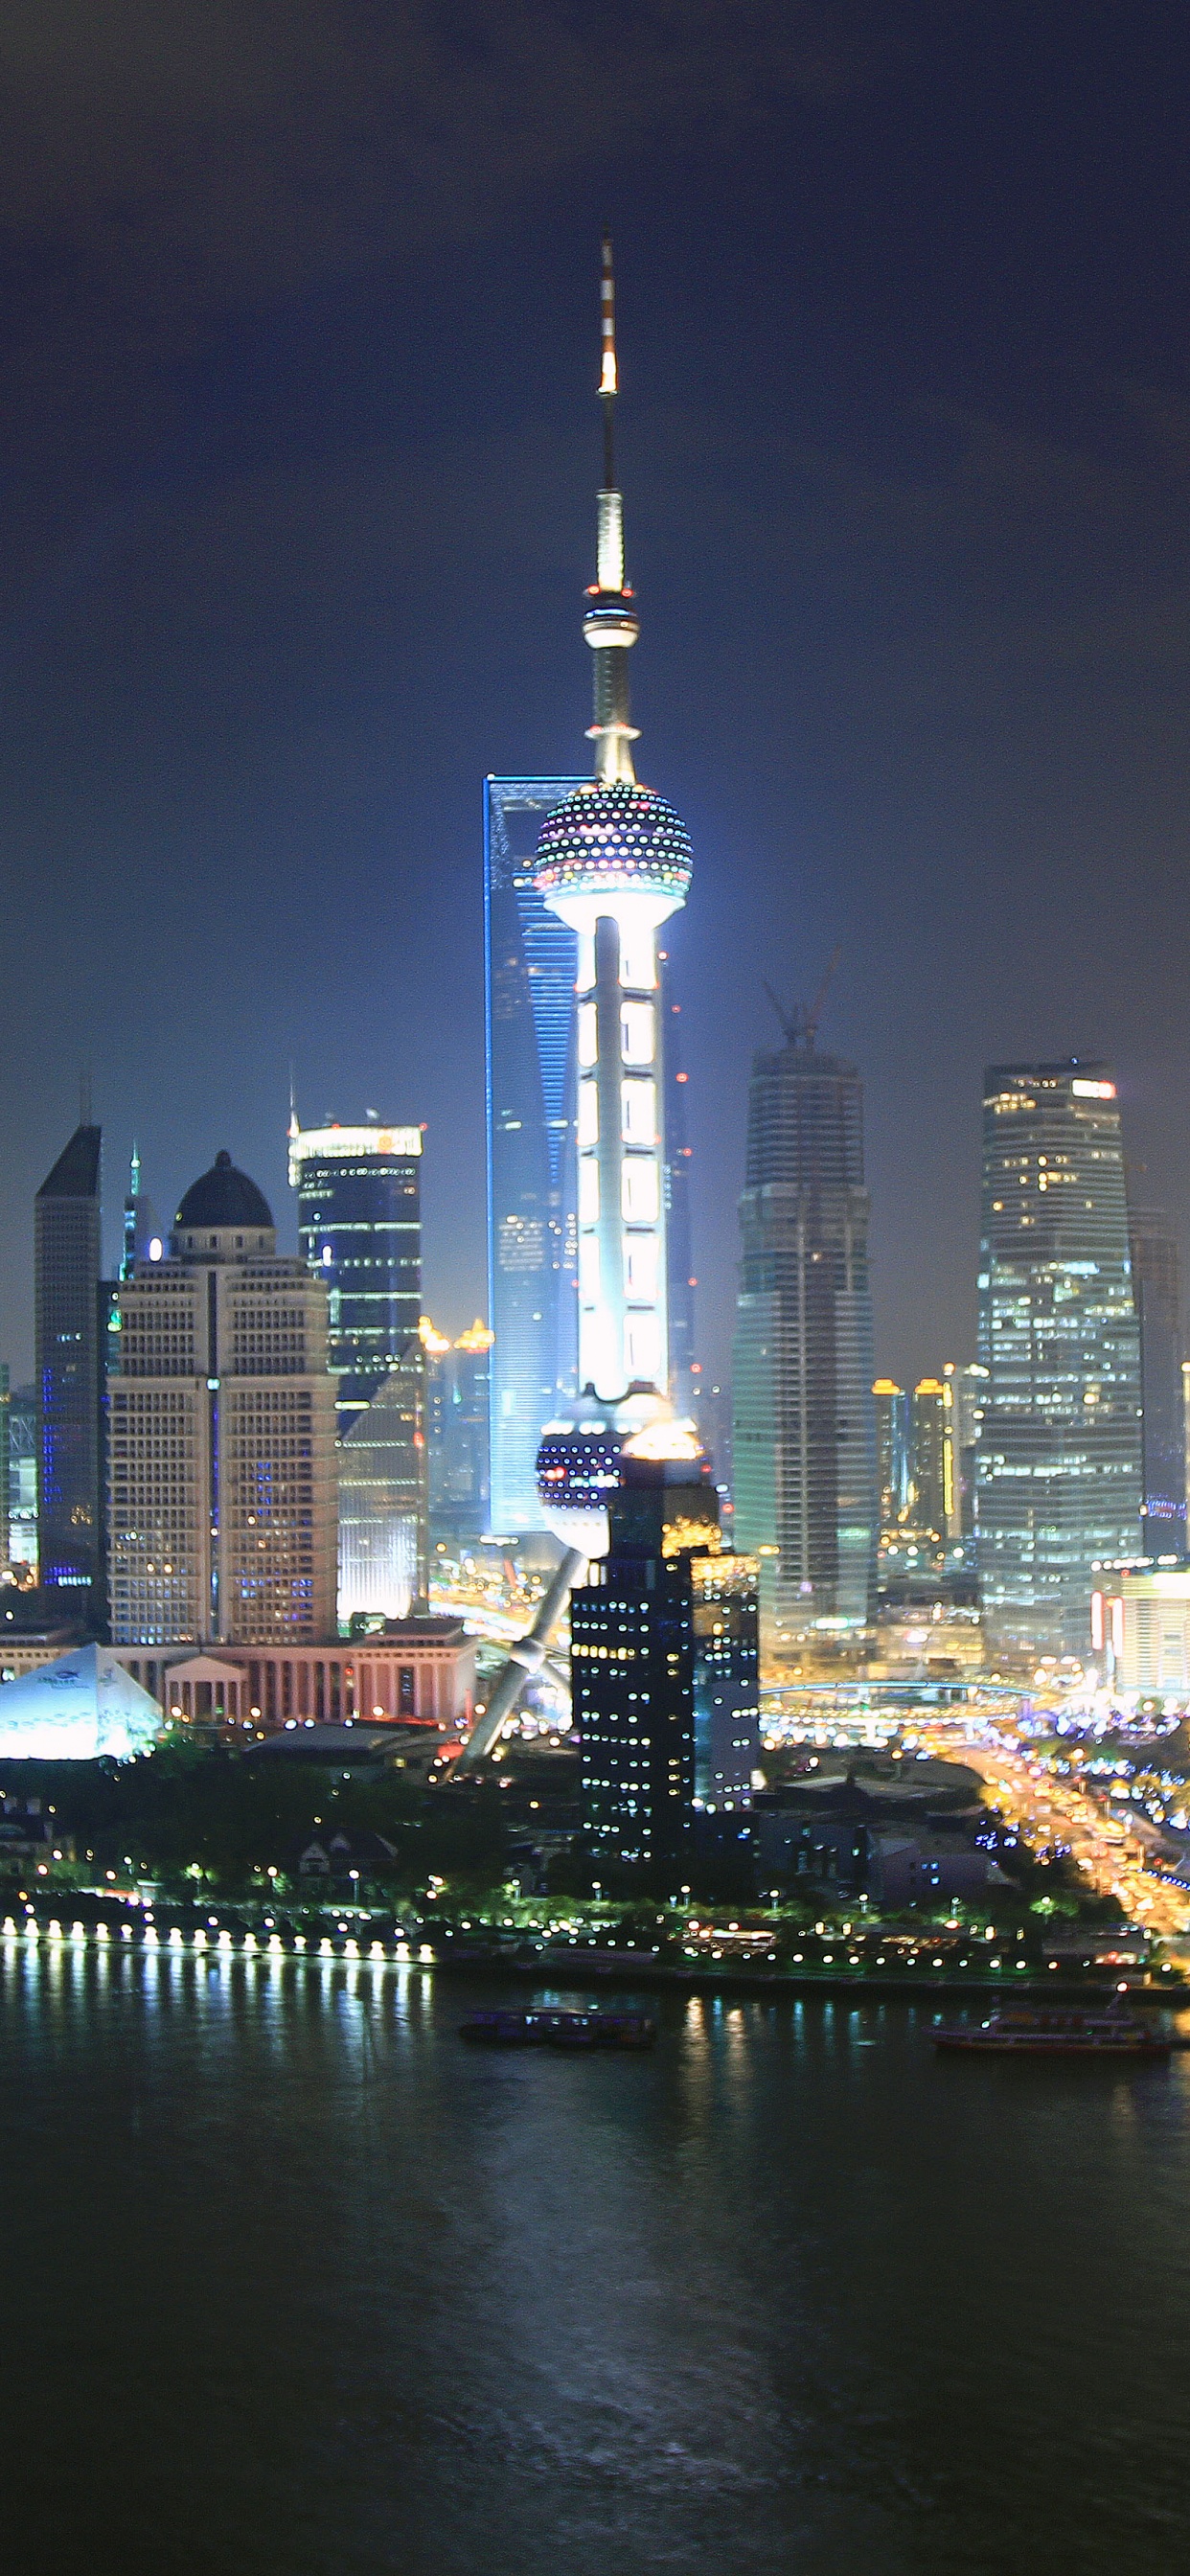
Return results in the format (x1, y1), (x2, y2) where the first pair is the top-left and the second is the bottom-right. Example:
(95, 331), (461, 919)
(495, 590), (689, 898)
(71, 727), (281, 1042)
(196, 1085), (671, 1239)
(533, 780), (692, 916)
(535, 1408), (625, 1557)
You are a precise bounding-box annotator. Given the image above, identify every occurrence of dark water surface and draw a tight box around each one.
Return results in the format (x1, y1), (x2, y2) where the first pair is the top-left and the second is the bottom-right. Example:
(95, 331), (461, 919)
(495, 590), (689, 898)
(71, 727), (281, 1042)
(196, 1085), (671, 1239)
(1, 1948), (1187, 2575)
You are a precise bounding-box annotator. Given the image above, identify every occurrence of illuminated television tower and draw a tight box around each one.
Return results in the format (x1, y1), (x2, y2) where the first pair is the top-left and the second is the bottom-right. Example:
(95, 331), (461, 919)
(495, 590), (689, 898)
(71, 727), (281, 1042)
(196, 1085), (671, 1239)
(455, 241), (696, 1770)
(533, 235), (693, 1402)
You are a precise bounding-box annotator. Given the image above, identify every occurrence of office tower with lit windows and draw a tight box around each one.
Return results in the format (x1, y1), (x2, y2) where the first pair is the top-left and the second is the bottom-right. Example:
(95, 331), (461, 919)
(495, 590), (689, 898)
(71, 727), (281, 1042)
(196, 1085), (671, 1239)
(732, 1031), (878, 1628)
(289, 1119), (425, 1620)
(942, 1361), (987, 1543)
(873, 1380), (909, 1529)
(572, 1433), (758, 1875)
(35, 1122), (103, 1606)
(107, 1152), (337, 1645)
(1126, 1203), (1186, 1557)
(976, 1063), (1142, 1651)
(909, 1378), (947, 1541)
(289, 1121), (422, 1429)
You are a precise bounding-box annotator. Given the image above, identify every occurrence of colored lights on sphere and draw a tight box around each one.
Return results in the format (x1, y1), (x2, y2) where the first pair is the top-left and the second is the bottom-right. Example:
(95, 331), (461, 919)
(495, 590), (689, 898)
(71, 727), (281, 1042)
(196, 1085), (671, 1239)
(535, 1414), (625, 1556)
(533, 781), (693, 905)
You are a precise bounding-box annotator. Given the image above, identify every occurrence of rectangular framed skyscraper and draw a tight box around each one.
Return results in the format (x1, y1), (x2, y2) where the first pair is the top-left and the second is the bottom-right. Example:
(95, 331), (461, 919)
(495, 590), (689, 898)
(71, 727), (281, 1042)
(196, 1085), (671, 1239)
(485, 776), (585, 1535)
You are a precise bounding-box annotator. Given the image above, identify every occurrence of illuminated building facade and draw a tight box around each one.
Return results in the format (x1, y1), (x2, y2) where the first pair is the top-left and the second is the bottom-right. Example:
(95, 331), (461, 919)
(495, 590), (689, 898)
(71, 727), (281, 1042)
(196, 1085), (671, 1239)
(874, 1379), (909, 1527)
(424, 1318), (492, 1545)
(486, 776), (587, 1535)
(107, 1153), (337, 1645)
(732, 1036), (878, 1628)
(289, 1122), (422, 1430)
(910, 1378), (947, 1541)
(35, 1122), (103, 1606)
(976, 1063), (1142, 1652)
(572, 1435), (759, 1874)
(6, 1383), (37, 1577)
(1126, 1201), (1186, 1557)
(289, 1119), (425, 1622)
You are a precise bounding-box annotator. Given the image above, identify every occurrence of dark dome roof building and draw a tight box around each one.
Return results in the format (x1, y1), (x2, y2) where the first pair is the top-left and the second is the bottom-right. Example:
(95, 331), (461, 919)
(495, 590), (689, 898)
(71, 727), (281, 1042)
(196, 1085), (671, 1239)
(172, 1151), (275, 1256)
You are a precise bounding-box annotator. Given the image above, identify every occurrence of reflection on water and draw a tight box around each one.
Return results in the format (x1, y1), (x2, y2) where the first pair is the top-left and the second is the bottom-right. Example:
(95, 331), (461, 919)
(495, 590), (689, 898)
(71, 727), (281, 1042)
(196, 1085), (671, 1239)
(0, 1955), (1188, 2576)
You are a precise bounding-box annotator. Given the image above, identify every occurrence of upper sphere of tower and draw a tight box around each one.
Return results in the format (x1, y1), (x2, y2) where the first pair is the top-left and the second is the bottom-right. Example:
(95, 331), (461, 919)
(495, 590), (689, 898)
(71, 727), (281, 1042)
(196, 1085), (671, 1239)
(533, 780), (692, 907)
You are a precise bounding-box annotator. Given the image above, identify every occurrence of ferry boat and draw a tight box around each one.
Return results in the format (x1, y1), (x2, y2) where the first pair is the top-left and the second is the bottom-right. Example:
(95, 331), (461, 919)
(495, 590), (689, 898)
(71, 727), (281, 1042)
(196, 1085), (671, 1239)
(459, 2006), (657, 2051)
(931, 2007), (1170, 2058)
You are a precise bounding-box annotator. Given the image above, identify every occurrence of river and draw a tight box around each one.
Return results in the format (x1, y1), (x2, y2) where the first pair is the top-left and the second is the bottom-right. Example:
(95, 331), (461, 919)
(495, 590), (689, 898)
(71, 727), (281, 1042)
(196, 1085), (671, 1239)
(1, 1945), (1187, 2574)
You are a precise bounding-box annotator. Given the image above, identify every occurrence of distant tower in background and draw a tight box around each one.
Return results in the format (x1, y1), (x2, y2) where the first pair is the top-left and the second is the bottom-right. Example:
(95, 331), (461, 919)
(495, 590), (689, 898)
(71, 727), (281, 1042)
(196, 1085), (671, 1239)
(289, 1117), (426, 1622)
(35, 1121), (103, 1609)
(120, 1145), (160, 1282)
(976, 1063), (1141, 1651)
(873, 1379), (909, 1533)
(1126, 1197), (1186, 1557)
(424, 1318), (493, 1547)
(909, 1378), (947, 1542)
(732, 1003), (878, 1634)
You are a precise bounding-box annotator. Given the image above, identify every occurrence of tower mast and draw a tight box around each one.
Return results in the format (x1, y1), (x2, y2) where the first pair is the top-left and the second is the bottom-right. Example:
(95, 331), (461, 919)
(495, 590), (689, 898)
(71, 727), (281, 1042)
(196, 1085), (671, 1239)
(585, 235), (640, 787)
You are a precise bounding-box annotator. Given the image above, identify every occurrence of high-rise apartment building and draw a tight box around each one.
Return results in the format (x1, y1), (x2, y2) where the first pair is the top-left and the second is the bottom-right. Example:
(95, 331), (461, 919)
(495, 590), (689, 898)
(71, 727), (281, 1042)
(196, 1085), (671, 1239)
(1126, 1201), (1186, 1557)
(35, 1122), (103, 1606)
(572, 1434), (759, 1875)
(732, 1034), (878, 1629)
(108, 1152), (337, 1645)
(976, 1063), (1142, 1651)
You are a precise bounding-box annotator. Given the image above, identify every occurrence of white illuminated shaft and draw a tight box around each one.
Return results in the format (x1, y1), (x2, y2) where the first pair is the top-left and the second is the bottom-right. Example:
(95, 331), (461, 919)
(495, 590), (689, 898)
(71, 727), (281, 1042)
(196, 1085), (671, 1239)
(566, 895), (671, 1399)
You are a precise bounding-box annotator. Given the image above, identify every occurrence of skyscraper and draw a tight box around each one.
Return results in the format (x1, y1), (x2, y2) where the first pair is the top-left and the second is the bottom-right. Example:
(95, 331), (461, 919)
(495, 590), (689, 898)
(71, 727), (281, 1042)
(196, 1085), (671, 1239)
(425, 1318), (493, 1546)
(873, 1379), (909, 1529)
(1126, 1200), (1186, 1557)
(108, 1152), (337, 1645)
(289, 1121), (423, 1430)
(732, 1027), (878, 1630)
(572, 1431), (759, 1875)
(35, 1122), (103, 1607)
(486, 774), (586, 1535)
(909, 1378), (947, 1542)
(976, 1063), (1142, 1651)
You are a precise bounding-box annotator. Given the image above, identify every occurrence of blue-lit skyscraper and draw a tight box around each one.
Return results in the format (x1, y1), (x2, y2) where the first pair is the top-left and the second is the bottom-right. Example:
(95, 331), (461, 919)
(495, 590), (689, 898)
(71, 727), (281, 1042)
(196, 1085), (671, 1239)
(486, 776), (585, 1534)
(976, 1062), (1142, 1651)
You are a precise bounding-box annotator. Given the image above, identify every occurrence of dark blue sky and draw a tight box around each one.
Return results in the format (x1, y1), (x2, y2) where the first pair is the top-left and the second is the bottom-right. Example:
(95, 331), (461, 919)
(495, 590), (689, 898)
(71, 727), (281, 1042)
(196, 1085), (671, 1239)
(2, 2), (1190, 1388)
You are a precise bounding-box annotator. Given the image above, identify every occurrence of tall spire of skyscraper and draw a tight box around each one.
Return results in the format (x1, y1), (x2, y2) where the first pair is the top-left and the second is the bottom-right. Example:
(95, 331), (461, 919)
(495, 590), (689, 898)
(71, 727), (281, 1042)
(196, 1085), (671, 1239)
(584, 233), (640, 787)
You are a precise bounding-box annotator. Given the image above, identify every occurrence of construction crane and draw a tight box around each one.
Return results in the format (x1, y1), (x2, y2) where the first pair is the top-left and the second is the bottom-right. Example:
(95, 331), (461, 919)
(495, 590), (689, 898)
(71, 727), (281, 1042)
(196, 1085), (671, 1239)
(763, 945), (841, 1050)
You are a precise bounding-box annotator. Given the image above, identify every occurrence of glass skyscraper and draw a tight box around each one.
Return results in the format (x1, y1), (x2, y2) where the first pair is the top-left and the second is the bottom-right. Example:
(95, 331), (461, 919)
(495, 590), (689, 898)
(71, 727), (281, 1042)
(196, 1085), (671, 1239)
(485, 775), (585, 1535)
(35, 1122), (103, 1606)
(732, 1036), (878, 1630)
(1126, 1201), (1186, 1558)
(976, 1062), (1142, 1652)
(289, 1121), (425, 1620)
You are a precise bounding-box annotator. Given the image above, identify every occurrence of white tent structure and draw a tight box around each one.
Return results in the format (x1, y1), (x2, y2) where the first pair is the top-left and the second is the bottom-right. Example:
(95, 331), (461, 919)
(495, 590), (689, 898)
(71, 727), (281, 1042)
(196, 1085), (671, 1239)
(0, 1644), (164, 1760)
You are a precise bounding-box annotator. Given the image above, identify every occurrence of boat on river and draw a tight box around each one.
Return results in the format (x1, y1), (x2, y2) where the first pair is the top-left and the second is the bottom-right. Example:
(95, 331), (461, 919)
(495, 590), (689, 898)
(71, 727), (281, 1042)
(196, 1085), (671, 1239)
(931, 2007), (1169, 2058)
(459, 2006), (657, 2051)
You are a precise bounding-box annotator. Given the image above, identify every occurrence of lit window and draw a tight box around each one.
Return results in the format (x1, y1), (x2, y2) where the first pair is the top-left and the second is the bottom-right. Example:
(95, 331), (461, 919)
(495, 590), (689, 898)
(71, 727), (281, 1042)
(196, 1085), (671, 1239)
(622, 1160), (659, 1224)
(579, 1236), (601, 1300)
(624, 1236), (658, 1301)
(577, 1000), (598, 1068)
(579, 1160), (600, 1224)
(621, 1000), (655, 1065)
(621, 1079), (656, 1145)
(578, 1080), (600, 1147)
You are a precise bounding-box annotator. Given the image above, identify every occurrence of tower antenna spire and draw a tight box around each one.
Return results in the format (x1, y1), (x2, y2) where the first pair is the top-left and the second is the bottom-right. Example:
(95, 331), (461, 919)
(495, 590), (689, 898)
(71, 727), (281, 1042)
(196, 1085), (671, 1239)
(599, 229), (617, 485)
(585, 234), (640, 783)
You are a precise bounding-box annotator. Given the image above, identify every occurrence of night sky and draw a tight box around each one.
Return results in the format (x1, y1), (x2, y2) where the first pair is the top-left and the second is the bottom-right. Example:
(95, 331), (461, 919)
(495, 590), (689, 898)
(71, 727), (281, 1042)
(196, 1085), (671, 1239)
(2, 3), (1190, 1392)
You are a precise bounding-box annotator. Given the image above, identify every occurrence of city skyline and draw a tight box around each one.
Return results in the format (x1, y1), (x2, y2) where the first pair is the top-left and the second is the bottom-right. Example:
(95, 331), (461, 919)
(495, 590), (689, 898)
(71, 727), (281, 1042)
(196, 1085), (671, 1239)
(3, 14), (1190, 1397)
